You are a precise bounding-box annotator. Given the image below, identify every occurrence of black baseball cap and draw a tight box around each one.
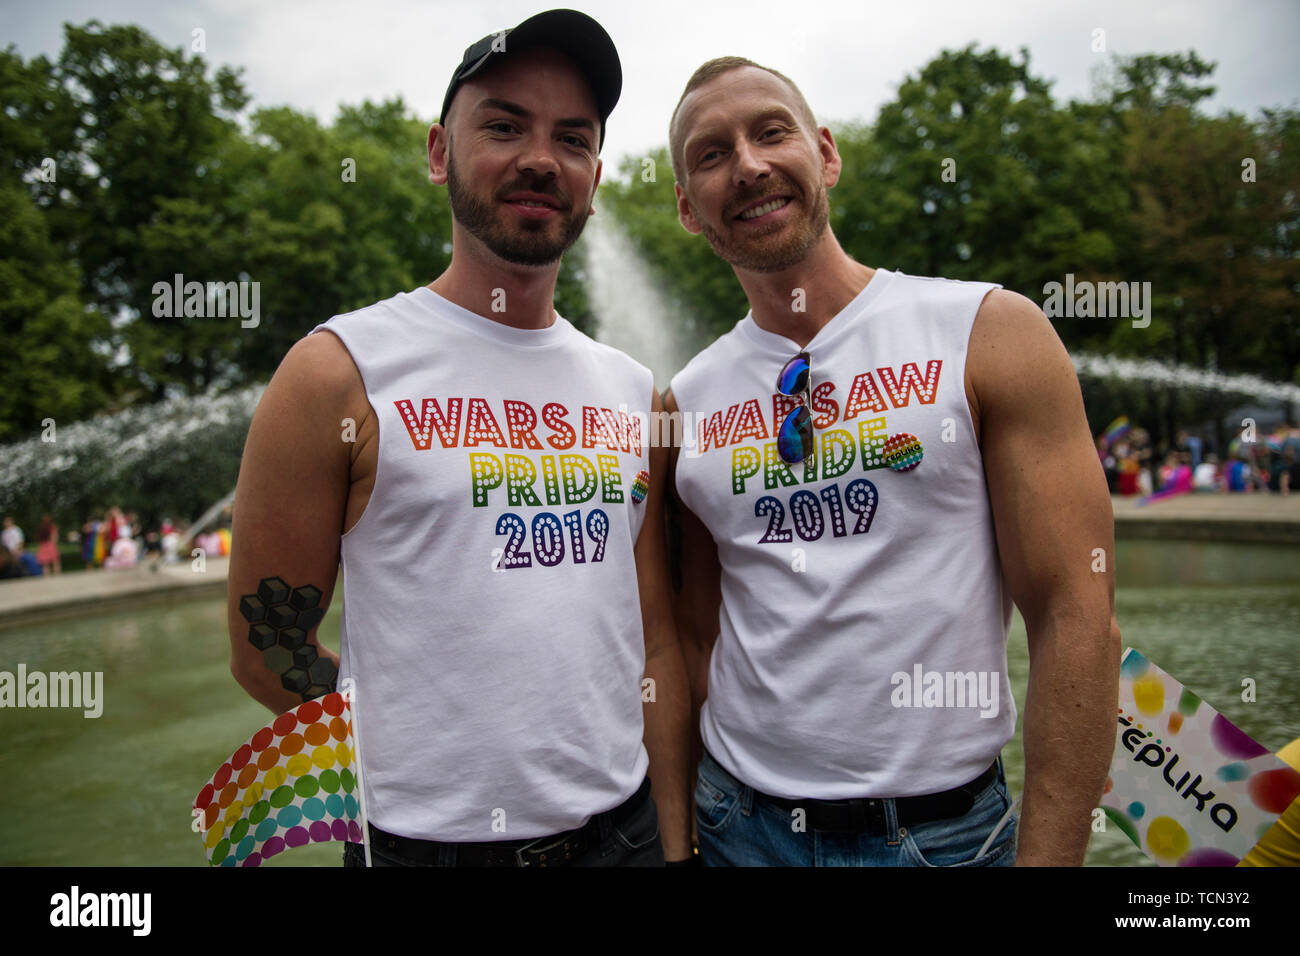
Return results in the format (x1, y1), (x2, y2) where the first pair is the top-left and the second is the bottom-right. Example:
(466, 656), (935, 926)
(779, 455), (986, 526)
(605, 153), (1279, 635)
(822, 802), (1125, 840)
(439, 9), (622, 149)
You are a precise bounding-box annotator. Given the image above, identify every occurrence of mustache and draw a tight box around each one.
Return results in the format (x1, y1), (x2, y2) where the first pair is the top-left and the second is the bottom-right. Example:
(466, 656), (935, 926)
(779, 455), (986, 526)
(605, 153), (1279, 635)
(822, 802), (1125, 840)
(495, 177), (572, 210)
(725, 179), (800, 219)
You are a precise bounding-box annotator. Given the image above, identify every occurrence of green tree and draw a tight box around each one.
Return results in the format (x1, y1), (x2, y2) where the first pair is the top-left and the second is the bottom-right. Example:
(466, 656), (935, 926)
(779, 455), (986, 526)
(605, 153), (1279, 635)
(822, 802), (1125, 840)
(0, 181), (114, 443)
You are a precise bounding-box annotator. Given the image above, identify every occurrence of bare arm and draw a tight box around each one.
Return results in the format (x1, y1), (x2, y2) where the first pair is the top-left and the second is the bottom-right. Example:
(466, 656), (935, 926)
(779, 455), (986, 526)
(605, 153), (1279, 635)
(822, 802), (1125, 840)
(662, 389), (722, 800)
(968, 289), (1121, 867)
(636, 387), (693, 862)
(227, 330), (364, 713)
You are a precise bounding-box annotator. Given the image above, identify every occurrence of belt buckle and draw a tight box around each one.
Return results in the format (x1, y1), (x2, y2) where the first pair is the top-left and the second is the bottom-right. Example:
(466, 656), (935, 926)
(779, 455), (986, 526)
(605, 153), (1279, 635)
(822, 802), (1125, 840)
(844, 798), (882, 833)
(513, 831), (580, 868)
(808, 798), (881, 833)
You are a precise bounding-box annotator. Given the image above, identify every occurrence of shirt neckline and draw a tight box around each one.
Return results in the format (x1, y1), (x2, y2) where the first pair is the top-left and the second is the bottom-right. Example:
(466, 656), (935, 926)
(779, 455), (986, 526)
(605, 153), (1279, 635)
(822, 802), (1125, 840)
(407, 286), (575, 349)
(736, 267), (895, 357)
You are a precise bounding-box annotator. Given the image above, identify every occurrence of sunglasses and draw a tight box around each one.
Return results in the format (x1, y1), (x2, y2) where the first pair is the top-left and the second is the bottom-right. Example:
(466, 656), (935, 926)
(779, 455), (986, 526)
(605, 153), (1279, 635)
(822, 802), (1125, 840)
(776, 351), (816, 466)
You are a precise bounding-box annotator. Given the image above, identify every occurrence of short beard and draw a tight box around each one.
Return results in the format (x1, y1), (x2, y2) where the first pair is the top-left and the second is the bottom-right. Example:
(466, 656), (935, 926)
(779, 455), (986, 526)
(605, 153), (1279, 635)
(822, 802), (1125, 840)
(698, 179), (830, 274)
(445, 148), (590, 266)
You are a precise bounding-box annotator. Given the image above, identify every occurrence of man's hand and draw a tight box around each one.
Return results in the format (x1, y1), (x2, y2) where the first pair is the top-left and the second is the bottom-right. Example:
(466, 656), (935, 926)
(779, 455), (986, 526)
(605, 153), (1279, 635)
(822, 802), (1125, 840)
(968, 289), (1121, 866)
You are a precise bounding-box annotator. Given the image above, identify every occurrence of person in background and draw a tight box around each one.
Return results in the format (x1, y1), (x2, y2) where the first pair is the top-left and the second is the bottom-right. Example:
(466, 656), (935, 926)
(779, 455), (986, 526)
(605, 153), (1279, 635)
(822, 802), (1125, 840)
(1156, 452), (1178, 490)
(1225, 455), (1249, 492)
(1268, 448), (1293, 495)
(1, 516), (24, 555)
(1113, 439), (1139, 496)
(101, 506), (120, 558)
(1142, 452), (1193, 504)
(0, 544), (22, 579)
(14, 543), (43, 576)
(1192, 453), (1221, 492)
(160, 519), (181, 566)
(36, 514), (60, 575)
(1225, 453), (1267, 493)
(81, 516), (97, 568)
(1176, 429), (1203, 470)
(1130, 428), (1153, 497)
(1282, 423), (1300, 493)
(103, 530), (139, 569)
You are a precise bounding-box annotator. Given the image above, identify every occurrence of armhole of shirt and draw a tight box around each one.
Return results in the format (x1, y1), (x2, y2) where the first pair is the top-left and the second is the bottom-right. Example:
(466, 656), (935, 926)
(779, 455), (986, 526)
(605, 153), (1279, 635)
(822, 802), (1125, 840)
(960, 285), (1003, 453)
(311, 325), (383, 543)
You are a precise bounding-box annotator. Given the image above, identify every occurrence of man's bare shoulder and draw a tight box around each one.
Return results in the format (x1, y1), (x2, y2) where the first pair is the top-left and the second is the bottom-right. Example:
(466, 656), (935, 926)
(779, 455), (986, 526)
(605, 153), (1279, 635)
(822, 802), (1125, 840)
(971, 289), (1063, 357)
(968, 289), (1074, 402)
(265, 329), (368, 419)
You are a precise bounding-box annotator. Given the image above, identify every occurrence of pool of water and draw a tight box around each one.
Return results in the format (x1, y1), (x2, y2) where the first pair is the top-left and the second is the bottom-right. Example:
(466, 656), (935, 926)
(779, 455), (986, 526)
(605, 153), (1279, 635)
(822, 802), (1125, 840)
(0, 539), (1296, 867)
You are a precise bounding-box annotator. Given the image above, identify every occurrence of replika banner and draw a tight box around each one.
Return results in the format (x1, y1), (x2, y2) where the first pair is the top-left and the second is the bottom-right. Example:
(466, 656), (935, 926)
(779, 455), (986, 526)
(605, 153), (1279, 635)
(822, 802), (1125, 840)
(1102, 649), (1300, 866)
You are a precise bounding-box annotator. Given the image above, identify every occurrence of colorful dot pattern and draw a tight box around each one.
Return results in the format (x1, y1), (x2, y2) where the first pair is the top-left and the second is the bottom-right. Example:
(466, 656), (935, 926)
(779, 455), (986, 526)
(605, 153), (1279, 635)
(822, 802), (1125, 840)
(630, 469), (650, 504)
(194, 693), (361, 867)
(882, 432), (924, 472)
(1103, 650), (1300, 867)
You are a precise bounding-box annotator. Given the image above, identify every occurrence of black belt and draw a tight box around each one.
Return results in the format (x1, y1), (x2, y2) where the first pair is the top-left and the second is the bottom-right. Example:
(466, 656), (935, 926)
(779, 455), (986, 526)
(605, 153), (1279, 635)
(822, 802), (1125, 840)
(756, 761), (999, 834)
(366, 776), (652, 867)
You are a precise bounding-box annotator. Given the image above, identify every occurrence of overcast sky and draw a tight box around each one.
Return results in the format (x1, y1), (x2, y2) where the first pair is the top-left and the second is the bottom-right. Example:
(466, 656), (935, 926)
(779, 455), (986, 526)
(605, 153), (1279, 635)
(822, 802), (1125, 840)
(3, 0), (1298, 170)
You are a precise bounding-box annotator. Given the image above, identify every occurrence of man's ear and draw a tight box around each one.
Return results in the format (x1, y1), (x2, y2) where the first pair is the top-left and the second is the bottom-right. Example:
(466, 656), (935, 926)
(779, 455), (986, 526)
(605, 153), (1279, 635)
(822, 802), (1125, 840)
(818, 126), (842, 190)
(676, 182), (703, 236)
(428, 123), (449, 185)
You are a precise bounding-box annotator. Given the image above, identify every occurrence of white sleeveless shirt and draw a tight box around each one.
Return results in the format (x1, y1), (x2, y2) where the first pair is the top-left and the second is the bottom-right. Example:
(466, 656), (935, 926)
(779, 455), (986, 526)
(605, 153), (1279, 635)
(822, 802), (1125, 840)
(311, 287), (653, 841)
(670, 269), (1016, 799)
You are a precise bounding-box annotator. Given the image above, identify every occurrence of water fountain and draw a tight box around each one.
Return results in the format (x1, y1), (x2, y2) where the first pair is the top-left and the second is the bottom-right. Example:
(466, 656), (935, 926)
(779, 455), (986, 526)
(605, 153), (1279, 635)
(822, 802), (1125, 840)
(0, 385), (261, 537)
(583, 215), (706, 389)
(1072, 354), (1300, 405)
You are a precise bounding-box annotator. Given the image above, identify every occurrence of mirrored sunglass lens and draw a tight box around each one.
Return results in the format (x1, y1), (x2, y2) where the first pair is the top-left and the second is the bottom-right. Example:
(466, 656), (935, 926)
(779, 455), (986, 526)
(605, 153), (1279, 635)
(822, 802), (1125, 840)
(778, 406), (813, 464)
(777, 353), (811, 395)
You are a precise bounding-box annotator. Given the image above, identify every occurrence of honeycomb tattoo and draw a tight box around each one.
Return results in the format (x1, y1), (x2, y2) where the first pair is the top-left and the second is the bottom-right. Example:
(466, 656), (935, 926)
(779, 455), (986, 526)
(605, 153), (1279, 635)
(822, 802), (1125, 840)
(238, 577), (337, 701)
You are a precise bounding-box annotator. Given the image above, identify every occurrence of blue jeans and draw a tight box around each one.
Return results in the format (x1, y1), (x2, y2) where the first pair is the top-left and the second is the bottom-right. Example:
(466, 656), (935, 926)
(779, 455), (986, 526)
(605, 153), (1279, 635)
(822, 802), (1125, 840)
(695, 749), (1018, 866)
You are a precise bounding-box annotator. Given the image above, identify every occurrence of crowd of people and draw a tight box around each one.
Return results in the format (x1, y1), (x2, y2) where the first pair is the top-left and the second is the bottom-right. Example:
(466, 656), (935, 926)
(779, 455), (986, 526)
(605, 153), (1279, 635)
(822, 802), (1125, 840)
(0, 507), (232, 580)
(1097, 417), (1300, 500)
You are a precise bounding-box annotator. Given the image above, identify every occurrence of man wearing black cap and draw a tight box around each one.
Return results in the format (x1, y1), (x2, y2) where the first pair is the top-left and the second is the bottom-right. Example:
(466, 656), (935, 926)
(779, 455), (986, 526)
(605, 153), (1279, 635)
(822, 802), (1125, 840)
(228, 9), (692, 867)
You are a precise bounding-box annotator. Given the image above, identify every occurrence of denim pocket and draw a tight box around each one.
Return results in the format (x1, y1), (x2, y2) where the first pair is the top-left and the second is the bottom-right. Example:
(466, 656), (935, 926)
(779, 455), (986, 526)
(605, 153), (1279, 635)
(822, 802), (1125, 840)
(694, 760), (741, 833)
(612, 794), (661, 851)
(900, 779), (1017, 868)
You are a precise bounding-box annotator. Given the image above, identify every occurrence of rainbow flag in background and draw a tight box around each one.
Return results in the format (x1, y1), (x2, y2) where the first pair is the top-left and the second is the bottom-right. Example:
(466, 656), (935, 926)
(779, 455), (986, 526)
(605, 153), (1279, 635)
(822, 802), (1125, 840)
(1102, 649), (1300, 866)
(1099, 416), (1130, 449)
(194, 690), (367, 866)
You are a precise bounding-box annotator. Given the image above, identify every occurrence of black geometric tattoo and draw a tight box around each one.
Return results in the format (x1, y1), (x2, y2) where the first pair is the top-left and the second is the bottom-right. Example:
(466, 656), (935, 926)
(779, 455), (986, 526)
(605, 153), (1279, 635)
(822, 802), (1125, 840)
(239, 576), (337, 701)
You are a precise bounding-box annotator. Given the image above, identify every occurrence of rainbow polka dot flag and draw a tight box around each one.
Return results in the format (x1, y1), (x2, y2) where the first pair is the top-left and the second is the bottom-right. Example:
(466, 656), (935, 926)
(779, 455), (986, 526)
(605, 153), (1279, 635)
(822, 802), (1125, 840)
(1102, 649), (1300, 866)
(194, 691), (367, 866)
